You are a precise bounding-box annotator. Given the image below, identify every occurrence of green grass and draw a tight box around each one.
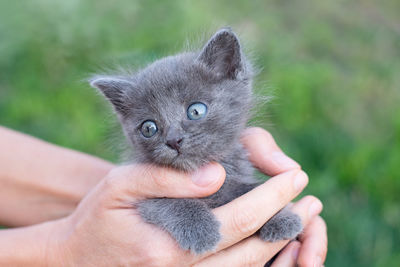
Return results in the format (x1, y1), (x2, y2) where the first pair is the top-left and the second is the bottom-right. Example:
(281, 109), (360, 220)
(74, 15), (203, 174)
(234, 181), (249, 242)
(1, 0), (399, 265)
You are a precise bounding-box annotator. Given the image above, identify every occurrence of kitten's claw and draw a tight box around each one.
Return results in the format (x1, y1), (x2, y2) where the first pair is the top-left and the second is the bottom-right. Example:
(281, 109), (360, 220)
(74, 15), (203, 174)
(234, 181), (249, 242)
(259, 210), (302, 242)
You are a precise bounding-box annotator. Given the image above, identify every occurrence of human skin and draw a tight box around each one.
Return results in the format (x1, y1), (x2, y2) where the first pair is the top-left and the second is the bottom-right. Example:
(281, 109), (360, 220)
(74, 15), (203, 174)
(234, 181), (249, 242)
(0, 126), (113, 226)
(0, 126), (327, 266)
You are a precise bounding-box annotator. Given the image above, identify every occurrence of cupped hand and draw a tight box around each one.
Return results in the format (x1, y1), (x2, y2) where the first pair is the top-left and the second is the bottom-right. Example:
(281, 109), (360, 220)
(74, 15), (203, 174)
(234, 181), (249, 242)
(48, 127), (325, 266)
(241, 128), (328, 267)
(270, 216), (327, 267)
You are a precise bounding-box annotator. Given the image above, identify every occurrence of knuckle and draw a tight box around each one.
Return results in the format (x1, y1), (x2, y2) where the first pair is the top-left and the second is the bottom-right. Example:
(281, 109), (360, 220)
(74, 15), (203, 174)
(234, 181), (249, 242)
(321, 245), (328, 260)
(250, 127), (275, 146)
(106, 165), (132, 181)
(105, 167), (121, 182)
(246, 127), (268, 137)
(230, 204), (260, 236)
(274, 182), (290, 203)
(101, 173), (120, 194)
(317, 215), (327, 230)
(303, 195), (320, 204)
(102, 165), (135, 193)
(103, 165), (144, 198)
(318, 218), (328, 249)
(99, 176), (126, 205)
(262, 129), (274, 142)
(148, 167), (174, 191)
(243, 127), (273, 142)
(239, 249), (264, 267)
(153, 254), (178, 267)
(133, 165), (174, 195)
(297, 257), (309, 267)
(143, 248), (180, 267)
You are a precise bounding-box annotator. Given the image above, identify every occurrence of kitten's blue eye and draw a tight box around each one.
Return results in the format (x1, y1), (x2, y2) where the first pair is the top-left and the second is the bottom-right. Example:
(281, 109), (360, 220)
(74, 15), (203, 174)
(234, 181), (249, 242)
(187, 102), (207, 120)
(141, 120), (158, 138)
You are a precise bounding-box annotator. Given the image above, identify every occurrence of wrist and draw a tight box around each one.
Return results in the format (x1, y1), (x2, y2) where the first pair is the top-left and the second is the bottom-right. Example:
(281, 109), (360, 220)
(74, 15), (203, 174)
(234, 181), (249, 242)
(44, 218), (72, 267)
(0, 218), (68, 266)
(0, 126), (115, 226)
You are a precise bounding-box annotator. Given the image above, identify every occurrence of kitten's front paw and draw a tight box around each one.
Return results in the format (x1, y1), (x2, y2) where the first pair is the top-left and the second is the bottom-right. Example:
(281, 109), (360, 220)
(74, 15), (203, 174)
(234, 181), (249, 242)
(259, 210), (302, 242)
(138, 198), (221, 255)
(175, 215), (221, 254)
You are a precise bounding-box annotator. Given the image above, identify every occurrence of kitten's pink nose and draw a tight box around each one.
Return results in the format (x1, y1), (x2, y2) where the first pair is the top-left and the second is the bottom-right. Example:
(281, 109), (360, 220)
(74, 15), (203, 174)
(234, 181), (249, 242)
(166, 137), (183, 152)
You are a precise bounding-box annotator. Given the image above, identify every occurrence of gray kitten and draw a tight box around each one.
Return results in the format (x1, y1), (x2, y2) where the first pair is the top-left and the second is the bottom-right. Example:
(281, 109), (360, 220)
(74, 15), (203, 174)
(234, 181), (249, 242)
(90, 28), (302, 255)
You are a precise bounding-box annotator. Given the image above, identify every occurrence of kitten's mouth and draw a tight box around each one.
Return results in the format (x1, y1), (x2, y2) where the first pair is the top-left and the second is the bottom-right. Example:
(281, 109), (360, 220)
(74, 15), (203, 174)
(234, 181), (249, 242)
(167, 146), (181, 154)
(157, 145), (203, 172)
(162, 148), (181, 162)
(170, 150), (192, 166)
(172, 150), (182, 159)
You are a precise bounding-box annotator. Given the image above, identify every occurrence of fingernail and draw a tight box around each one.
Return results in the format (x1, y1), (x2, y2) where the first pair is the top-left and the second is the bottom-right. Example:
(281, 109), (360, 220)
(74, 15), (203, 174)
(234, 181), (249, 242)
(191, 163), (223, 187)
(309, 200), (323, 218)
(314, 256), (322, 267)
(292, 244), (300, 260)
(271, 151), (300, 169)
(293, 171), (308, 191)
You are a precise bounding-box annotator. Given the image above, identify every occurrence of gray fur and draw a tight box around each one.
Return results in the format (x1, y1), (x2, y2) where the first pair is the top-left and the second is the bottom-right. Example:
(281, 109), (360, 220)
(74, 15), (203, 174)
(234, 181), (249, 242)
(91, 28), (302, 254)
(259, 207), (303, 242)
(137, 198), (221, 254)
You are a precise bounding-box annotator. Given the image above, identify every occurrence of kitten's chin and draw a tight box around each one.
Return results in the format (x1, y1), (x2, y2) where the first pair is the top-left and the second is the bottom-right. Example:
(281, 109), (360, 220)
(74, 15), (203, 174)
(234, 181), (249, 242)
(152, 154), (205, 172)
(167, 155), (201, 172)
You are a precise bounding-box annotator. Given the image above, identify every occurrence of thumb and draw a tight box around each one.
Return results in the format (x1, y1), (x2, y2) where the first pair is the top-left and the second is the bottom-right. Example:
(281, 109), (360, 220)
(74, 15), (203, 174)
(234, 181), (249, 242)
(103, 162), (226, 199)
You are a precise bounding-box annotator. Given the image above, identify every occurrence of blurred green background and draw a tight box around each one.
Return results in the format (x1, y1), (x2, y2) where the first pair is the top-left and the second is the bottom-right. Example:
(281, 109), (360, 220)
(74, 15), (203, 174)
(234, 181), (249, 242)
(1, 0), (399, 265)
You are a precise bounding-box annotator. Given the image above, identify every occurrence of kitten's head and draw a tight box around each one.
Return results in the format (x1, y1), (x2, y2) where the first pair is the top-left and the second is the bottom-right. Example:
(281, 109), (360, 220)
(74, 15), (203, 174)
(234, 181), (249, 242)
(91, 28), (253, 171)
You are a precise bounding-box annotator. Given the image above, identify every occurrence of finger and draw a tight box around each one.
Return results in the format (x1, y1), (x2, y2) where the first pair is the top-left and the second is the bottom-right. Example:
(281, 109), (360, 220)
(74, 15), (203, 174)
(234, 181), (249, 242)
(297, 216), (327, 267)
(290, 195), (323, 227)
(195, 195), (322, 265)
(101, 162), (226, 199)
(241, 127), (300, 176)
(270, 241), (301, 267)
(212, 170), (308, 252)
(194, 238), (288, 267)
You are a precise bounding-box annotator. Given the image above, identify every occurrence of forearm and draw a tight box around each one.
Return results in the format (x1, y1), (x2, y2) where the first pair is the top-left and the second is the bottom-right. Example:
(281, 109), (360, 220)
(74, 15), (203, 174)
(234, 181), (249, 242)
(0, 126), (114, 226)
(0, 219), (64, 266)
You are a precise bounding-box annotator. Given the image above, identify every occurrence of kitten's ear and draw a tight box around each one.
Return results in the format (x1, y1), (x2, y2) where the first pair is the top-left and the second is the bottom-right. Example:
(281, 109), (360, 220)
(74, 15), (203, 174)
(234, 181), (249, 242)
(90, 76), (133, 115)
(197, 28), (243, 79)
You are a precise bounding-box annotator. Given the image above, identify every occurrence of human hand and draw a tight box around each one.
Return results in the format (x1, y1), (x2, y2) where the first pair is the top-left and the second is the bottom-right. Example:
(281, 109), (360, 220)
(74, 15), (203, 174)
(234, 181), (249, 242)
(239, 128), (327, 267)
(270, 216), (327, 267)
(46, 127), (323, 266)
